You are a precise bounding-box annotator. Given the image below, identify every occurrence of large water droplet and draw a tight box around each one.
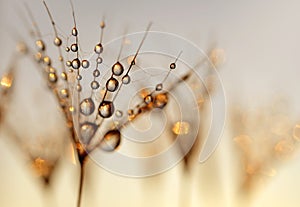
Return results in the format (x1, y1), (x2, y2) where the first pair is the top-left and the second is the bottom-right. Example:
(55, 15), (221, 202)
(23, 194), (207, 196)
(100, 129), (121, 152)
(82, 60), (90, 68)
(98, 101), (114, 118)
(71, 43), (78, 52)
(43, 56), (51, 66)
(112, 62), (124, 76)
(106, 78), (119, 92)
(72, 58), (81, 69)
(80, 98), (95, 116)
(54, 37), (62, 46)
(80, 122), (98, 144)
(36, 40), (45, 51)
(122, 75), (131, 84)
(94, 43), (103, 54)
(154, 93), (168, 109)
(72, 27), (78, 36)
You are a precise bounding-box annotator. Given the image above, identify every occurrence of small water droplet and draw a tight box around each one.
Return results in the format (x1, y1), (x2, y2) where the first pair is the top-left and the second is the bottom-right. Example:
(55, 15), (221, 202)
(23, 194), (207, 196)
(66, 61), (72, 67)
(100, 129), (121, 152)
(76, 75), (82, 81)
(76, 84), (82, 92)
(43, 56), (51, 66)
(80, 122), (98, 144)
(170, 62), (176, 69)
(106, 78), (119, 92)
(36, 40), (45, 51)
(156, 83), (163, 91)
(80, 98), (95, 116)
(115, 110), (123, 118)
(72, 27), (78, 36)
(48, 72), (57, 83)
(91, 80), (100, 90)
(154, 93), (168, 109)
(96, 57), (103, 64)
(61, 72), (67, 80)
(65, 47), (70, 52)
(54, 37), (62, 46)
(35, 52), (42, 62)
(72, 58), (81, 69)
(128, 109), (134, 116)
(82, 60), (90, 68)
(144, 94), (153, 104)
(100, 21), (105, 29)
(112, 62), (124, 76)
(122, 75), (130, 84)
(93, 70), (100, 77)
(60, 89), (69, 98)
(71, 43), (78, 52)
(98, 101), (114, 118)
(59, 56), (63, 61)
(94, 43), (103, 54)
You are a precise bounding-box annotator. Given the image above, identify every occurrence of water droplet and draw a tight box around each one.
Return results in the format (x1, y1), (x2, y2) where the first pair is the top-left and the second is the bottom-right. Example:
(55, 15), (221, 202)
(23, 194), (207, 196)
(91, 80), (100, 90)
(127, 109), (134, 116)
(54, 37), (62, 46)
(48, 67), (56, 73)
(122, 75), (130, 84)
(93, 70), (100, 77)
(71, 43), (78, 52)
(156, 83), (163, 91)
(80, 122), (98, 144)
(112, 62), (124, 76)
(100, 129), (121, 152)
(94, 43), (103, 54)
(65, 47), (70, 52)
(72, 27), (78, 36)
(170, 62), (176, 69)
(96, 57), (103, 64)
(36, 40), (45, 51)
(66, 61), (72, 67)
(144, 94), (153, 104)
(82, 60), (90, 68)
(76, 74), (82, 81)
(100, 21), (105, 29)
(43, 56), (51, 66)
(98, 101), (114, 118)
(80, 98), (95, 116)
(59, 56), (64, 61)
(72, 58), (81, 69)
(35, 52), (42, 62)
(115, 110), (123, 118)
(60, 89), (69, 98)
(154, 93), (168, 109)
(61, 72), (67, 81)
(106, 78), (119, 92)
(76, 84), (82, 92)
(48, 72), (57, 83)
(172, 121), (190, 135)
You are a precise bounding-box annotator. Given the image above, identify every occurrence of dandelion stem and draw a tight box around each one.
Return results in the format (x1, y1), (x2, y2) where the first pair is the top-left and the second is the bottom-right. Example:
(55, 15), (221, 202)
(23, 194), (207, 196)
(77, 162), (85, 207)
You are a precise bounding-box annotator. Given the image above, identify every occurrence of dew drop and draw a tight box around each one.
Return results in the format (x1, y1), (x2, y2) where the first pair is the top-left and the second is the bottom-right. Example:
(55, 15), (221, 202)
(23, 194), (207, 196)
(61, 72), (67, 80)
(76, 75), (82, 81)
(76, 84), (82, 92)
(48, 72), (57, 83)
(170, 62), (176, 69)
(72, 27), (78, 36)
(80, 122), (98, 144)
(100, 129), (121, 152)
(65, 47), (70, 52)
(94, 43), (103, 54)
(98, 101), (114, 118)
(43, 56), (51, 66)
(54, 37), (62, 46)
(96, 57), (103, 64)
(106, 78), (119, 92)
(144, 94), (153, 104)
(72, 58), (81, 69)
(122, 75), (130, 84)
(112, 62), (124, 76)
(91, 80), (100, 90)
(36, 40), (45, 51)
(156, 83), (163, 91)
(66, 61), (72, 67)
(93, 70), (100, 77)
(60, 89), (69, 98)
(154, 93), (168, 109)
(71, 43), (78, 52)
(80, 98), (95, 116)
(128, 109), (134, 116)
(115, 110), (123, 118)
(100, 21), (105, 29)
(82, 60), (90, 69)
(59, 56), (64, 61)
(35, 52), (42, 62)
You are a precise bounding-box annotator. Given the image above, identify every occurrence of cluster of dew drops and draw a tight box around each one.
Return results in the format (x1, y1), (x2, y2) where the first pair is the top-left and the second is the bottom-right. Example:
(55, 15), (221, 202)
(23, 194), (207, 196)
(29, 5), (178, 155)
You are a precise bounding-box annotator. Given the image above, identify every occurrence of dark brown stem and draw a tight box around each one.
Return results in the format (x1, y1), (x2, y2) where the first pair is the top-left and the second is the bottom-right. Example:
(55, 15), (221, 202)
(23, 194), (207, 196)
(77, 161), (85, 207)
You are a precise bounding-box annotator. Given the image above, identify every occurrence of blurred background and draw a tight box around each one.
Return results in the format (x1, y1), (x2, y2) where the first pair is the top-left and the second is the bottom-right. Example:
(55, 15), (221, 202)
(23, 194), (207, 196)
(1, 0), (300, 206)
